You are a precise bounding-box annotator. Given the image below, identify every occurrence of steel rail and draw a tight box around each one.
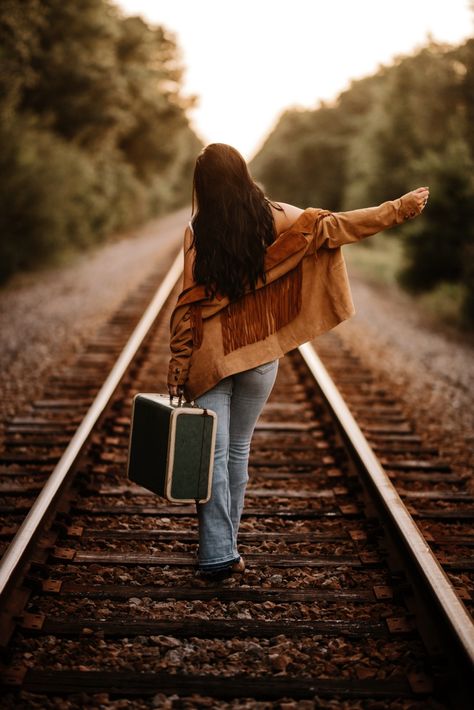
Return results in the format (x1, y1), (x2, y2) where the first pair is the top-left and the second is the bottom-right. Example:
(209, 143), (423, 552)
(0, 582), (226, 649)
(0, 249), (183, 606)
(298, 342), (474, 680)
(1, 247), (473, 693)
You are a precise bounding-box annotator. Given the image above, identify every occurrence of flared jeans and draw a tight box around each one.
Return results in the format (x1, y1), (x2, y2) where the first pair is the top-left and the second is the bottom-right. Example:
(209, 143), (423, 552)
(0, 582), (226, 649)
(195, 359), (279, 572)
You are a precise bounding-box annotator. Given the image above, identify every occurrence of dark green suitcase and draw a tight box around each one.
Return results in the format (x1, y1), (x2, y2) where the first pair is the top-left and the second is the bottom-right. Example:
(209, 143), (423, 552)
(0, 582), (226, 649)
(127, 394), (217, 503)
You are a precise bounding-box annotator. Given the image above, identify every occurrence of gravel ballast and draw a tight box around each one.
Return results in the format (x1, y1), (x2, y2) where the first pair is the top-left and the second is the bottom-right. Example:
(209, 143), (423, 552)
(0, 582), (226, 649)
(315, 267), (474, 473)
(0, 208), (187, 428)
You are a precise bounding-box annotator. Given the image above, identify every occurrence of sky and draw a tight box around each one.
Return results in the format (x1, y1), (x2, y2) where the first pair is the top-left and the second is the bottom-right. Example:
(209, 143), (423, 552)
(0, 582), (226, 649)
(114, 0), (473, 159)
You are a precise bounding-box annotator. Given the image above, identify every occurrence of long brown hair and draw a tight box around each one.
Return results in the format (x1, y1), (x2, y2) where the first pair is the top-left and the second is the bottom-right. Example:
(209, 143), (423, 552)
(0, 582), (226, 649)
(190, 143), (279, 301)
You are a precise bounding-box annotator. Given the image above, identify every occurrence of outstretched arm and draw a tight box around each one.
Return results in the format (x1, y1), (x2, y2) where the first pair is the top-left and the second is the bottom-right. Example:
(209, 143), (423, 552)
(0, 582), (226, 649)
(315, 187), (429, 249)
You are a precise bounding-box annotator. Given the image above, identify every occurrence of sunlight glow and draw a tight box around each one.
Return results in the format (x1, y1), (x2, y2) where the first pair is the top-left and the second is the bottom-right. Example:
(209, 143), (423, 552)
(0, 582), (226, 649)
(114, 0), (472, 158)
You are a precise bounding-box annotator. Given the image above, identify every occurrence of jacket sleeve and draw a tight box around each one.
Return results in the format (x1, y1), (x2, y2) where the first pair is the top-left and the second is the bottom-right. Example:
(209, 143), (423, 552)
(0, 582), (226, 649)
(167, 306), (193, 387)
(314, 194), (422, 249)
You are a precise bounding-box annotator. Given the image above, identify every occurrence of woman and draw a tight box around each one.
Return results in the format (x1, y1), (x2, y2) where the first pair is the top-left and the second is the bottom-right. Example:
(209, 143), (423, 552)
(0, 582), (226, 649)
(168, 143), (429, 578)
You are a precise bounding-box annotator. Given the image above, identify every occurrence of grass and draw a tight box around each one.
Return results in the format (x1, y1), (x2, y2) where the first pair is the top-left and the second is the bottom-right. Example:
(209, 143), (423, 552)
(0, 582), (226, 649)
(417, 282), (467, 325)
(343, 233), (469, 334)
(342, 232), (403, 287)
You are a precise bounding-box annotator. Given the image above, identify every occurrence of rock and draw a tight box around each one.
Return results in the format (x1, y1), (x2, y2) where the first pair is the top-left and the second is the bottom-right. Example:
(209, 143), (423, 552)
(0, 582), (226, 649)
(269, 574), (283, 584)
(150, 635), (181, 648)
(269, 652), (291, 672)
(165, 650), (181, 666)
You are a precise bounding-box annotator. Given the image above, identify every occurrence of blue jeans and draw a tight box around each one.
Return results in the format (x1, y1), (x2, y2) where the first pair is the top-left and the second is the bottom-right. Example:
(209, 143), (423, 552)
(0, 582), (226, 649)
(195, 359), (279, 572)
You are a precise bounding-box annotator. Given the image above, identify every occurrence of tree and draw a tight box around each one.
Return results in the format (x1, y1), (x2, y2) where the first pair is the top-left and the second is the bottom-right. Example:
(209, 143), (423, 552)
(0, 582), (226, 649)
(251, 105), (348, 210)
(0, 0), (202, 284)
(116, 16), (195, 181)
(0, 0), (44, 119)
(397, 140), (474, 323)
(252, 38), (474, 325)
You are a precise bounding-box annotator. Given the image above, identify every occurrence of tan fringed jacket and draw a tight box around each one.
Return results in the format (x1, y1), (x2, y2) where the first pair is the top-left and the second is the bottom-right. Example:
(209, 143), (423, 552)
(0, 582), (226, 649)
(168, 196), (420, 400)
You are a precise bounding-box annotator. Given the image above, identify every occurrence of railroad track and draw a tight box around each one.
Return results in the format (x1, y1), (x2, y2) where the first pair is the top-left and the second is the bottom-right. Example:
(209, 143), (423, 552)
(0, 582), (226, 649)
(0, 246), (473, 709)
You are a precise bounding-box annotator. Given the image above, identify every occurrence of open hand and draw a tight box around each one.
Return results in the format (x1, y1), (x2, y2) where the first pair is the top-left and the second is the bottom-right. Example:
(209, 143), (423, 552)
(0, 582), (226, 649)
(400, 186), (430, 219)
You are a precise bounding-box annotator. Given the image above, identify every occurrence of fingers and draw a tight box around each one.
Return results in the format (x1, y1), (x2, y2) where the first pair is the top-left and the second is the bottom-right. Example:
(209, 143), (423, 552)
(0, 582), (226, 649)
(400, 186), (429, 220)
(168, 384), (184, 398)
(409, 186), (430, 212)
(417, 187), (429, 211)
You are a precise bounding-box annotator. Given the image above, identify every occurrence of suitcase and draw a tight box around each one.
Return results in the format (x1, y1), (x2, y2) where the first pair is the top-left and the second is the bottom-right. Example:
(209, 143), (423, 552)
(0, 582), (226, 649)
(127, 394), (217, 504)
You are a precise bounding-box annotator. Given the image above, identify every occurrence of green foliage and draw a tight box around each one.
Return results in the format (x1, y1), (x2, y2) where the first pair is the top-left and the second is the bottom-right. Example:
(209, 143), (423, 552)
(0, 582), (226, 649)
(457, 39), (474, 160)
(344, 44), (465, 207)
(0, 114), (99, 280)
(19, 0), (126, 150)
(397, 140), (474, 323)
(116, 16), (193, 179)
(251, 39), (474, 328)
(251, 106), (347, 210)
(0, 0), (44, 118)
(0, 0), (201, 284)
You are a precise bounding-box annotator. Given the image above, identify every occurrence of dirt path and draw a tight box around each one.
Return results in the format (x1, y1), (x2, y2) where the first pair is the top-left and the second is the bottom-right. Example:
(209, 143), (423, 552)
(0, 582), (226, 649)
(0, 208), (188, 423)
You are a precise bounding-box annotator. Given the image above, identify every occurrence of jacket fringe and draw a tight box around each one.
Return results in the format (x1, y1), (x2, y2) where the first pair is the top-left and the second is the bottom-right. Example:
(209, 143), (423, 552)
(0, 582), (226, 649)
(220, 261), (303, 355)
(190, 304), (203, 349)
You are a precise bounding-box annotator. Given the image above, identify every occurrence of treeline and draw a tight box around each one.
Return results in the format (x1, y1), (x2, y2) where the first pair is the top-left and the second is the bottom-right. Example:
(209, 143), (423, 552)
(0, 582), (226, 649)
(251, 39), (474, 325)
(0, 0), (202, 283)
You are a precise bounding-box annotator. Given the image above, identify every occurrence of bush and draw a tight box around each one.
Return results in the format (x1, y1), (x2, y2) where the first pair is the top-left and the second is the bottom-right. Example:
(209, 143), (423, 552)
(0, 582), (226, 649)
(397, 140), (474, 325)
(0, 115), (99, 280)
(252, 39), (474, 330)
(0, 0), (201, 285)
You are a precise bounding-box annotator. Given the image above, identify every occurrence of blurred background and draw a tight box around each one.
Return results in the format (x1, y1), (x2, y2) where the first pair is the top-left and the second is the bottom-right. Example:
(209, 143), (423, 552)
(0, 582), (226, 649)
(0, 0), (473, 329)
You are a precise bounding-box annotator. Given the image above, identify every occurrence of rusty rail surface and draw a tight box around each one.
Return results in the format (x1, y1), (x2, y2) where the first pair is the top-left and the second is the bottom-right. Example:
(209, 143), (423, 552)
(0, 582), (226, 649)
(299, 342), (474, 681)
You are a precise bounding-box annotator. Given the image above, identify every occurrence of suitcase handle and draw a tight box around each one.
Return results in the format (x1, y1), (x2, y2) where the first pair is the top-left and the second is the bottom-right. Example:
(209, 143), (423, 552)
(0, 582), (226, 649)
(169, 392), (183, 407)
(169, 392), (197, 408)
